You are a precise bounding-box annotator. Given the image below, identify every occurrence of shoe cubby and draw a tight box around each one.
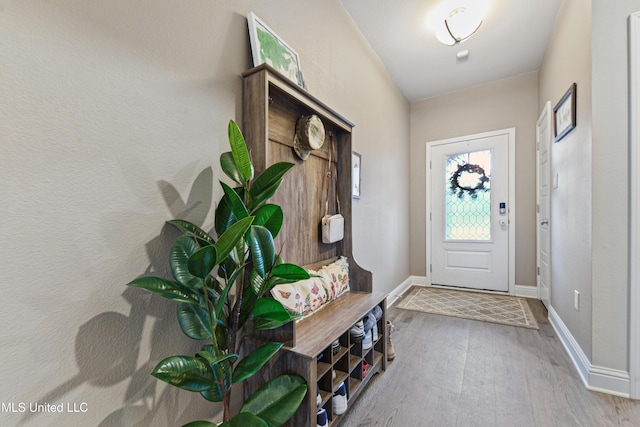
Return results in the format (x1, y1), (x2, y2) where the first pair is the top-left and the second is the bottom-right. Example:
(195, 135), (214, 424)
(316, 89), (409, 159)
(307, 298), (387, 427)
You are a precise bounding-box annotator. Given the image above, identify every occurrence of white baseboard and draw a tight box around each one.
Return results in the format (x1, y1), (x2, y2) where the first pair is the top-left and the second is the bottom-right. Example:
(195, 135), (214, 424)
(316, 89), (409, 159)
(589, 366), (631, 398)
(515, 285), (538, 299)
(548, 306), (590, 386)
(548, 306), (630, 398)
(387, 276), (425, 307)
(393, 276), (538, 299)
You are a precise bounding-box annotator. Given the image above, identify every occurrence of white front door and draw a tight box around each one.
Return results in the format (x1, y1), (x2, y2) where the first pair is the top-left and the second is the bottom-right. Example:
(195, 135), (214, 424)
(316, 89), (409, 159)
(428, 129), (514, 292)
(537, 102), (552, 309)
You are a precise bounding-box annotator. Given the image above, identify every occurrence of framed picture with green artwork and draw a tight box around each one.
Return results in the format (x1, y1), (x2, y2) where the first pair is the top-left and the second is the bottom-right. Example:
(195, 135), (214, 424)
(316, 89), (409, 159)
(247, 12), (306, 89)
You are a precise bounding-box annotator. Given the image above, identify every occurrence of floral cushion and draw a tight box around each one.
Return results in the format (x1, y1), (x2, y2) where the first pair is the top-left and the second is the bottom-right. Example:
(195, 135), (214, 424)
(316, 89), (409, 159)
(317, 256), (350, 299)
(271, 257), (350, 315)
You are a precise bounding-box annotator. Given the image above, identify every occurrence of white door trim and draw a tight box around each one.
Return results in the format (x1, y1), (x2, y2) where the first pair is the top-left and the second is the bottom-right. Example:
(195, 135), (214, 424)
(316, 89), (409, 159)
(425, 128), (516, 294)
(536, 101), (552, 308)
(628, 10), (640, 400)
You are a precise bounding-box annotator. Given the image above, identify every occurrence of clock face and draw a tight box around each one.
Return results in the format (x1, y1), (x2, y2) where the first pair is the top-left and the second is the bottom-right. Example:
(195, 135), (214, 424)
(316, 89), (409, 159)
(306, 115), (325, 150)
(293, 114), (326, 160)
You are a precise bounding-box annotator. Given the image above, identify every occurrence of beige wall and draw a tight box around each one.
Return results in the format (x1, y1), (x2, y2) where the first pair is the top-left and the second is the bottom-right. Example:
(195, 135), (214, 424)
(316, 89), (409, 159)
(538, 0), (593, 360)
(0, 1), (409, 425)
(409, 72), (539, 288)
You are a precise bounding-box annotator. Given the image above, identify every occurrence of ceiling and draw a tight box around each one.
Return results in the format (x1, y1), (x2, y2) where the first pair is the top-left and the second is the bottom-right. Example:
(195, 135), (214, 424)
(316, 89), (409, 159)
(340, 0), (562, 102)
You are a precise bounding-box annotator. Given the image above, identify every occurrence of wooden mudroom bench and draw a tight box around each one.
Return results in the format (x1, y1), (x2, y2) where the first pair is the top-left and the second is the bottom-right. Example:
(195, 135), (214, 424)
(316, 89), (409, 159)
(241, 64), (387, 426)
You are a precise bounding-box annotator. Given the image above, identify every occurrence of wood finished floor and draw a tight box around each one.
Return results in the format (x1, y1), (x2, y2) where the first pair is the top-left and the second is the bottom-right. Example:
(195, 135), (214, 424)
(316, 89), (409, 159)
(339, 299), (640, 427)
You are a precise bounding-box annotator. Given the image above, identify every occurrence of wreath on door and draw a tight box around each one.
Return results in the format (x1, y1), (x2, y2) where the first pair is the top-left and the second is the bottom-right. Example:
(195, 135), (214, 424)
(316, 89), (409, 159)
(449, 163), (490, 199)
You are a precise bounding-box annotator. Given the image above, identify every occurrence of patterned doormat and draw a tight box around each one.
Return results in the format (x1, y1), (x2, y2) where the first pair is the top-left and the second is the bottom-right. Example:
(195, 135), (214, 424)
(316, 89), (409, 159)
(397, 286), (539, 330)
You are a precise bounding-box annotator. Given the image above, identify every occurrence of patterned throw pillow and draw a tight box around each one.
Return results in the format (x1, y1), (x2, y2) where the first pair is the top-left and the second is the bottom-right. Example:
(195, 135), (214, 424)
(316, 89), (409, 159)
(317, 256), (350, 299)
(270, 257), (350, 316)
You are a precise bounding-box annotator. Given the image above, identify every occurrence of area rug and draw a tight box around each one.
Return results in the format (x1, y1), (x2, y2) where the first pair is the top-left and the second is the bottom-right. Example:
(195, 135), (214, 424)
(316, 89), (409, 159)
(397, 286), (539, 330)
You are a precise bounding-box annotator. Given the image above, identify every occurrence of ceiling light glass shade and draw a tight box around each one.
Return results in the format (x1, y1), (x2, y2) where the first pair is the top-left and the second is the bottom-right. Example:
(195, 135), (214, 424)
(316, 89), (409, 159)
(431, 0), (488, 46)
(438, 7), (482, 45)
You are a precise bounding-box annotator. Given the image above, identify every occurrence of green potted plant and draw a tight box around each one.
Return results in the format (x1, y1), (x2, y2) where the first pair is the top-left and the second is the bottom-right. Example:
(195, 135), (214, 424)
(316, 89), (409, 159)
(127, 120), (308, 427)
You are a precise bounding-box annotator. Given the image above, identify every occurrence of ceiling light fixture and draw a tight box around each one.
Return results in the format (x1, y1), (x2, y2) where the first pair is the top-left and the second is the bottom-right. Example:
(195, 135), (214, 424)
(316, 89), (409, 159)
(431, 1), (487, 46)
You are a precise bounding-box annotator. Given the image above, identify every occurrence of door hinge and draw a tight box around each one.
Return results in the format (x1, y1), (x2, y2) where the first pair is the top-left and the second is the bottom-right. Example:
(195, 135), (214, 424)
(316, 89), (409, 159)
(537, 203), (540, 213)
(430, 264), (432, 273)
(537, 266), (540, 276)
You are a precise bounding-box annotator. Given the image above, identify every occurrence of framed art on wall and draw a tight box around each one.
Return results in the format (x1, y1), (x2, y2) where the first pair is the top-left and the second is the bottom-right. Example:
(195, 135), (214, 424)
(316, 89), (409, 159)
(553, 82), (577, 142)
(352, 151), (361, 199)
(247, 12), (306, 89)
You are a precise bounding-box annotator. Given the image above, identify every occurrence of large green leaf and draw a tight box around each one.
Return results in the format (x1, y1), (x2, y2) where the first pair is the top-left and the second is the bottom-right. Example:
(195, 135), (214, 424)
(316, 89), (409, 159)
(127, 277), (199, 305)
(220, 151), (243, 185)
(204, 275), (224, 298)
(240, 374), (307, 427)
(228, 120), (253, 184)
(272, 264), (310, 282)
(218, 412), (268, 427)
(221, 182), (249, 221)
(170, 236), (204, 290)
(214, 216), (254, 265)
(177, 302), (212, 340)
(151, 356), (215, 392)
(239, 285), (259, 327)
(253, 318), (295, 331)
(250, 269), (266, 296)
(214, 193), (235, 237)
(196, 349), (238, 366)
(252, 298), (291, 322)
(248, 162), (294, 207)
(167, 220), (215, 246)
(248, 225), (275, 278)
(187, 245), (218, 279)
(252, 204), (283, 238)
(199, 388), (223, 402)
(232, 342), (283, 384)
(252, 299), (293, 331)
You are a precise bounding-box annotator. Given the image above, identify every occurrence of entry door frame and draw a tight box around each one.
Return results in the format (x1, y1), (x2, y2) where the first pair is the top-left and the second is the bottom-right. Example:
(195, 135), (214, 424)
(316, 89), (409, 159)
(426, 128), (516, 294)
(536, 101), (552, 308)
(628, 10), (640, 400)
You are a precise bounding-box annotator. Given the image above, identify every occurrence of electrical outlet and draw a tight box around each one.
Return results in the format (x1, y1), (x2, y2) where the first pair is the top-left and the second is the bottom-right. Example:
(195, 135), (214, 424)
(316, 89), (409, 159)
(574, 290), (580, 311)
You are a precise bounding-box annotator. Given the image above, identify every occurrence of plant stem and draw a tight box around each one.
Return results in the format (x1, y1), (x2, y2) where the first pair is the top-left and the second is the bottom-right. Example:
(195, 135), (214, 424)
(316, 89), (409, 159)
(201, 266), (231, 421)
(229, 264), (245, 358)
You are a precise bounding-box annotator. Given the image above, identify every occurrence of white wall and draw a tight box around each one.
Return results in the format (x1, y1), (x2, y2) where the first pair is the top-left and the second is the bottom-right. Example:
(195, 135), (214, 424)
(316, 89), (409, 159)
(0, 1), (409, 425)
(409, 72), (539, 288)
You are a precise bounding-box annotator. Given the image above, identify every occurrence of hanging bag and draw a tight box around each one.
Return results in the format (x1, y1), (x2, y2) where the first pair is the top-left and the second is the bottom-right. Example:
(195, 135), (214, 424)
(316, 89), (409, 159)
(321, 135), (344, 243)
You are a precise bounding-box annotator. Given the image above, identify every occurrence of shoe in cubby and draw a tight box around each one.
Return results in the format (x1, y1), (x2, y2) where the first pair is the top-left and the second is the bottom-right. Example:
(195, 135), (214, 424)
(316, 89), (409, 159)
(317, 407), (328, 427)
(333, 381), (348, 415)
(362, 329), (373, 351)
(350, 320), (364, 342)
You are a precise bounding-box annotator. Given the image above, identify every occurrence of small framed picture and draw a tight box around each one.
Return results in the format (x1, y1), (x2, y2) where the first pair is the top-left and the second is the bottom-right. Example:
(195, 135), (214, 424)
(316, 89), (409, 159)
(352, 152), (361, 199)
(247, 12), (306, 89)
(553, 83), (577, 142)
